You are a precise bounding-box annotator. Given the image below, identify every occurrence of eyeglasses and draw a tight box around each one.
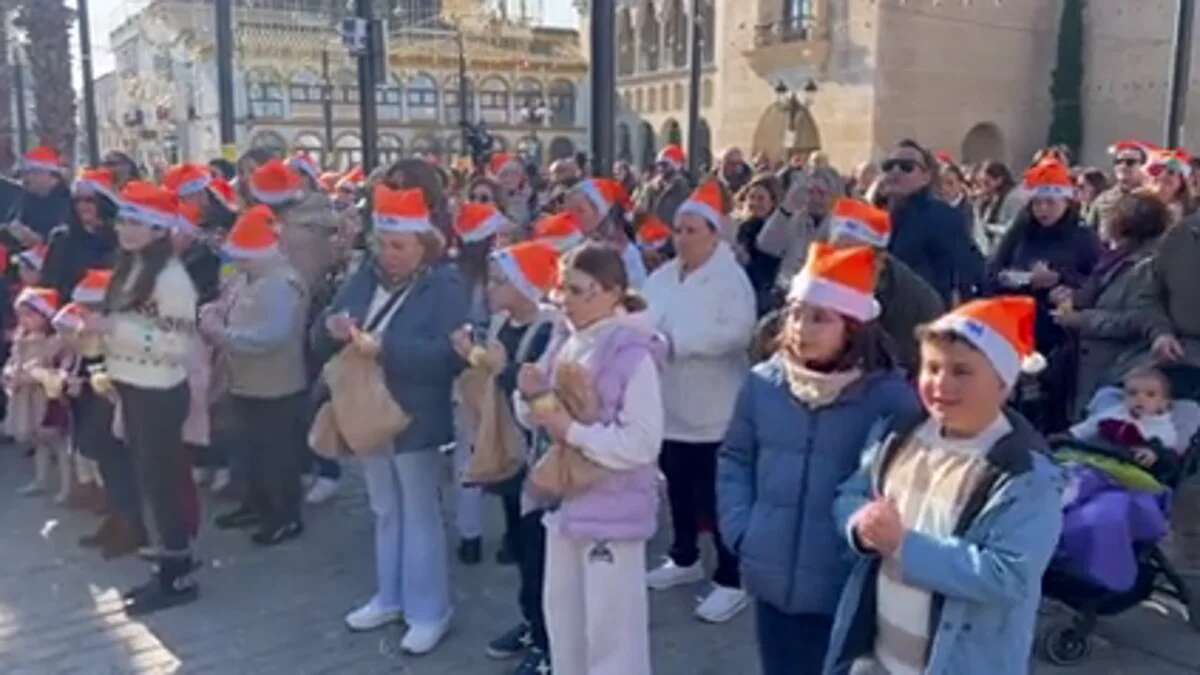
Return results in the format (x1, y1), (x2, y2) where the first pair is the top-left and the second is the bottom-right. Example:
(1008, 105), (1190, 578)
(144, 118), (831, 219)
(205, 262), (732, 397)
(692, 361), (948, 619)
(881, 158), (924, 174)
(1113, 157), (1143, 168)
(470, 193), (493, 203)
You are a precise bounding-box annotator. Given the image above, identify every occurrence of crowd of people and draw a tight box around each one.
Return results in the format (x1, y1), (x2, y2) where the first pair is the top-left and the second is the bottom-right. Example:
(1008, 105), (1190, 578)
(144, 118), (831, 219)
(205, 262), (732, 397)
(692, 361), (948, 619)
(2, 132), (1198, 675)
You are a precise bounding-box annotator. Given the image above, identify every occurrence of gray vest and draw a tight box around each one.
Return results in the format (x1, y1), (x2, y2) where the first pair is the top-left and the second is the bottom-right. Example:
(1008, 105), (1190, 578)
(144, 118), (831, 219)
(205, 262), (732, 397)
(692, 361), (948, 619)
(224, 263), (309, 399)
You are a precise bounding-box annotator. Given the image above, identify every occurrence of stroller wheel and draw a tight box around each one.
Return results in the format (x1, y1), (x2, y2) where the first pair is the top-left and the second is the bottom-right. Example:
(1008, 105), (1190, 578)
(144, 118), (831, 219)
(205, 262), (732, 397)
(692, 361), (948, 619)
(1040, 622), (1092, 666)
(1187, 592), (1200, 632)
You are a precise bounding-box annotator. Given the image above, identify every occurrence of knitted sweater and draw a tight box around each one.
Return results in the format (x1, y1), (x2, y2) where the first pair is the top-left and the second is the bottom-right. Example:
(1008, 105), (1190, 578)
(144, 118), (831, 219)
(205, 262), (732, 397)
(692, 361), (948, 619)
(104, 259), (198, 389)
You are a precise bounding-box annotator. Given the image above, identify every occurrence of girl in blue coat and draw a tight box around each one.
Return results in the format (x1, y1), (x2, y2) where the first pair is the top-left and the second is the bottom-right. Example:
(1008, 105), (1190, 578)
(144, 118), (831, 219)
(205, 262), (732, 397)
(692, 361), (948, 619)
(718, 243), (920, 675)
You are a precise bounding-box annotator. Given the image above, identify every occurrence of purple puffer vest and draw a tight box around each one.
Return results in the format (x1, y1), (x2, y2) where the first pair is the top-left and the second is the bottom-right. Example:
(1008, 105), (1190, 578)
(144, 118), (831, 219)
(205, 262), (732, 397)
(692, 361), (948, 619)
(547, 322), (666, 542)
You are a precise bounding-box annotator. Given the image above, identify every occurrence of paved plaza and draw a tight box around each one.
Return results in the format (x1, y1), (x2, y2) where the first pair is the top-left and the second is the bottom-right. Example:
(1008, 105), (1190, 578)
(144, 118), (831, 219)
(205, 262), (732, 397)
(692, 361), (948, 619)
(3, 446), (1200, 674)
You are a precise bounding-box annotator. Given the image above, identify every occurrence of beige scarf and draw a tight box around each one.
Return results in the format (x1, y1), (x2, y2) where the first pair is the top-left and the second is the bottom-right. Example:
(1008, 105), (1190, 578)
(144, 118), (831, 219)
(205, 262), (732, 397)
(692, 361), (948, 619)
(781, 353), (862, 408)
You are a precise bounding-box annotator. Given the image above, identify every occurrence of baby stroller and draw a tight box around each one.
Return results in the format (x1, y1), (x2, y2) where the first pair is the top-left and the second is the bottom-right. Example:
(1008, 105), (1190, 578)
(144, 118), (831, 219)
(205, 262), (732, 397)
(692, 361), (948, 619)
(1037, 364), (1200, 666)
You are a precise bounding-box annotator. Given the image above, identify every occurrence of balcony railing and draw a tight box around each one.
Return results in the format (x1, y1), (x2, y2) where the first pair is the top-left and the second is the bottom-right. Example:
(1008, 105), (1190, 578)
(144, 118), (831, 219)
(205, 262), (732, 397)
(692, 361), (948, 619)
(753, 13), (818, 48)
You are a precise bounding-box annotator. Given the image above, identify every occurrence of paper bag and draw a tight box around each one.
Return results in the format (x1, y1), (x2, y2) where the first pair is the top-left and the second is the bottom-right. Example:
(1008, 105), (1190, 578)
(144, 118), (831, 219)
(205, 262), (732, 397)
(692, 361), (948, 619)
(324, 345), (411, 454)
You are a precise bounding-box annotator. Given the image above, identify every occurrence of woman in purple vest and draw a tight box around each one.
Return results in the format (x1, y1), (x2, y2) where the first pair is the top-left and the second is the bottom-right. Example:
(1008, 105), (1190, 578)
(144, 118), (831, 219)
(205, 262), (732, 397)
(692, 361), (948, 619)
(518, 242), (665, 675)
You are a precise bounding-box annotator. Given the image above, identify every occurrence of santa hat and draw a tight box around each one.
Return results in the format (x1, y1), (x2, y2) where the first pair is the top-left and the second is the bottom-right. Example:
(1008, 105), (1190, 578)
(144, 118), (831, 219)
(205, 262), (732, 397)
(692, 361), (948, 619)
(319, 171), (341, 194)
(21, 146), (63, 174)
(72, 268), (113, 305)
(176, 200), (202, 232)
(225, 205), (280, 259)
(1022, 159), (1075, 200)
(577, 178), (631, 216)
(1108, 140), (1157, 158)
(487, 153), (522, 177)
(337, 166), (365, 193)
(373, 184), (431, 234)
(455, 202), (509, 244)
(927, 295), (1045, 388)
(119, 181), (180, 230)
(73, 167), (119, 204)
(787, 242), (880, 322)
(533, 211), (585, 253)
(51, 302), (87, 334)
(1146, 148), (1193, 178)
(656, 144), (686, 170)
(674, 180), (728, 231)
(490, 241), (560, 303)
(15, 286), (60, 319)
(249, 159), (303, 205)
(162, 163), (212, 197)
(208, 176), (238, 211)
(636, 215), (672, 250)
(288, 152), (321, 183)
(829, 198), (892, 248)
(16, 244), (48, 272)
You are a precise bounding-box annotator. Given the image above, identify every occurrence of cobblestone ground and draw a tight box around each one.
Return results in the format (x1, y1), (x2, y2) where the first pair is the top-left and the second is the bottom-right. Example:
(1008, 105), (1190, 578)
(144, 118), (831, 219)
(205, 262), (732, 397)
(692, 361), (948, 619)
(2, 446), (1200, 674)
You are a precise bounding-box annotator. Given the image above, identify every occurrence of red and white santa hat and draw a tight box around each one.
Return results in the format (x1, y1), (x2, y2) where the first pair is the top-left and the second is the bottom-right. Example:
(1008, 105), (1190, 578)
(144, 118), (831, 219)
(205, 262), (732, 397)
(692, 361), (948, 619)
(14, 286), (60, 319)
(176, 200), (202, 232)
(1145, 148), (1193, 178)
(288, 152), (321, 183)
(208, 176), (238, 211)
(373, 184), (432, 234)
(74, 167), (119, 204)
(119, 181), (180, 230)
(225, 205), (280, 259)
(51, 302), (87, 334)
(454, 202), (509, 244)
(675, 180), (729, 231)
(16, 244), (48, 272)
(21, 146), (64, 175)
(829, 198), (892, 248)
(1022, 158), (1075, 200)
(576, 177), (631, 216)
(490, 241), (560, 303)
(487, 153), (522, 177)
(1107, 139), (1157, 158)
(533, 211), (585, 253)
(656, 144), (686, 170)
(927, 295), (1045, 388)
(636, 215), (672, 250)
(337, 166), (366, 194)
(162, 163), (212, 198)
(249, 159), (303, 205)
(73, 268), (113, 305)
(788, 242), (880, 322)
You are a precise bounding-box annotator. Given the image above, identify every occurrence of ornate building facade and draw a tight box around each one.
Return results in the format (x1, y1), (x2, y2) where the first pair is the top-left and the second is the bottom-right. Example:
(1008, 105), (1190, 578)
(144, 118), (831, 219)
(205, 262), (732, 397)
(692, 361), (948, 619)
(98, 0), (588, 170)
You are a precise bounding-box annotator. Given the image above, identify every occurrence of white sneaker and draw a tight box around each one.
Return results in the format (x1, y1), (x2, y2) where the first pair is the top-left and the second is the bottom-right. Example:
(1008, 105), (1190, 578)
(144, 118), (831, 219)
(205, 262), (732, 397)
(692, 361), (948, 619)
(400, 610), (453, 655)
(646, 559), (705, 590)
(694, 585), (749, 623)
(17, 480), (45, 496)
(191, 467), (212, 486)
(306, 477), (339, 505)
(209, 468), (231, 494)
(344, 598), (403, 632)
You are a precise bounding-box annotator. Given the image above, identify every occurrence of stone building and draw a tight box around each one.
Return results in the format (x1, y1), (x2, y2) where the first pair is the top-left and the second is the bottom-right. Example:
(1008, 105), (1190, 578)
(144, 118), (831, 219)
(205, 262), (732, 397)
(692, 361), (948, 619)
(99, 0), (588, 170)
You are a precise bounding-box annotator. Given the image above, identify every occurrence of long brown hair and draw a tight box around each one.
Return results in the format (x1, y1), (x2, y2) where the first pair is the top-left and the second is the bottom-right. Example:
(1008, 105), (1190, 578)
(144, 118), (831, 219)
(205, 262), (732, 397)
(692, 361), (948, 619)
(561, 242), (646, 312)
(104, 236), (174, 312)
(780, 308), (898, 373)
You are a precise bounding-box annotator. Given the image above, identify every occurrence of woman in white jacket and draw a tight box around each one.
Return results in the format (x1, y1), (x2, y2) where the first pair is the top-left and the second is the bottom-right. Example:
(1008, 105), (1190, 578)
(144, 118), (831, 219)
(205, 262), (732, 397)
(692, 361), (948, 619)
(642, 180), (758, 623)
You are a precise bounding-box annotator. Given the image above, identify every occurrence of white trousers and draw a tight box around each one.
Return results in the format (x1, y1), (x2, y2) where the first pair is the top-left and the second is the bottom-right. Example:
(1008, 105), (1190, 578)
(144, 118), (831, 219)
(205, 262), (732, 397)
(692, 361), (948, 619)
(544, 530), (652, 675)
(361, 449), (451, 623)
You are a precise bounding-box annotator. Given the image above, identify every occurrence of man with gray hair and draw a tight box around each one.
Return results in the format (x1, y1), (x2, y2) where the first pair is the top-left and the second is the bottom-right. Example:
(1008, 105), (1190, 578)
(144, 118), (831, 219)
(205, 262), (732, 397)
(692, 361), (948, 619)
(756, 166), (845, 291)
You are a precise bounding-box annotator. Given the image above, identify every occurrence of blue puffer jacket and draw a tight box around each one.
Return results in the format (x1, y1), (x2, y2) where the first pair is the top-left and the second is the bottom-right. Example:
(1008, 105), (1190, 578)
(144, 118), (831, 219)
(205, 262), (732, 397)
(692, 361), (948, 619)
(311, 259), (468, 454)
(717, 358), (921, 615)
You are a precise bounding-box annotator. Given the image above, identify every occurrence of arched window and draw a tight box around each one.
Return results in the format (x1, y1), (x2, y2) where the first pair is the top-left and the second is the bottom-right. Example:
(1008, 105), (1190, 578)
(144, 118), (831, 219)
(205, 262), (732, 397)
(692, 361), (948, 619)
(548, 80), (576, 127)
(293, 131), (326, 168)
(288, 69), (322, 105)
(379, 133), (405, 165)
(514, 78), (545, 118)
(247, 69), (285, 118)
(617, 123), (633, 163)
(617, 8), (635, 76)
(639, 2), (661, 72)
(411, 134), (442, 160)
(479, 76), (511, 125)
(699, 1), (715, 64)
(665, 0), (688, 69)
(549, 137), (576, 161)
(250, 130), (287, 156)
(783, 0), (814, 40)
(444, 75), (475, 125)
(639, 121), (656, 171)
(662, 119), (682, 146)
(378, 75), (404, 121)
(333, 133), (362, 172)
(407, 72), (439, 122)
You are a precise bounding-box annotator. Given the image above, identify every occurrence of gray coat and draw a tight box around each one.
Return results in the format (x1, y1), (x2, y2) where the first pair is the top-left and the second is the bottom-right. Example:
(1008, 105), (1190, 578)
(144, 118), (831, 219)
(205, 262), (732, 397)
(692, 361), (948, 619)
(1135, 214), (1200, 367)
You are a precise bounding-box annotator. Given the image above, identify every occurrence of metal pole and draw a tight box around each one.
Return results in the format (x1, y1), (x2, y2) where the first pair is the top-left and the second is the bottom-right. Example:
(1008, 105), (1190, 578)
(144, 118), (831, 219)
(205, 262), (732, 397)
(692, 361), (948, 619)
(322, 48), (334, 167)
(589, 0), (615, 177)
(215, 0), (237, 159)
(457, 29), (469, 162)
(78, 0), (100, 165)
(1166, 0), (1195, 147)
(14, 51), (27, 155)
(685, 7), (701, 177)
(356, 0), (378, 172)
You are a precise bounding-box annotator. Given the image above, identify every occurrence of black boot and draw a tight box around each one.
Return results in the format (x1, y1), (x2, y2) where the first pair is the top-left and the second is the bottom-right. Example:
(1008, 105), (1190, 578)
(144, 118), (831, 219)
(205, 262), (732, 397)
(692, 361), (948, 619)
(250, 519), (304, 547)
(214, 504), (261, 530)
(124, 556), (199, 616)
(457, 537), (482, 565)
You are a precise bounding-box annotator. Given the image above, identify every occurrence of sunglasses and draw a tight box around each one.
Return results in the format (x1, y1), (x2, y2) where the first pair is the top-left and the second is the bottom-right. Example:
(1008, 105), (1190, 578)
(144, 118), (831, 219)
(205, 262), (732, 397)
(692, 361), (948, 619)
(881, 158), (924, 174)
(1113, 157), (1143, 168)
(470, 193), (493, 203)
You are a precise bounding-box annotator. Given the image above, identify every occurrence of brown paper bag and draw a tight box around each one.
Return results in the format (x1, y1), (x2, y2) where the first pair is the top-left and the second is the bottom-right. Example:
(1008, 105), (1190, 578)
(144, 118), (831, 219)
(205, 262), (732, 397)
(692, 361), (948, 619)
(464, 371), (525, 485)
(528, 362), (609, 498)
(324, 346), (411, 454)
(308, 401), (351, 459)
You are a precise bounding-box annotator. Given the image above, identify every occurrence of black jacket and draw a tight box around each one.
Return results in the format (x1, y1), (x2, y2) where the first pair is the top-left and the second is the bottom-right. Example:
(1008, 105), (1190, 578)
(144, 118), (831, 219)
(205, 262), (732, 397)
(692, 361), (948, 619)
(41, 210), (118, 299)
(887, 188), (985, 302)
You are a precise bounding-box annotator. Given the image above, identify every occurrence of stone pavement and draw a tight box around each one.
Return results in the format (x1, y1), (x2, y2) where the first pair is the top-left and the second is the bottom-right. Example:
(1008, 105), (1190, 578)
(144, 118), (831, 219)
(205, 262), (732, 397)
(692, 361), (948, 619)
(2, 445), (1200, 675)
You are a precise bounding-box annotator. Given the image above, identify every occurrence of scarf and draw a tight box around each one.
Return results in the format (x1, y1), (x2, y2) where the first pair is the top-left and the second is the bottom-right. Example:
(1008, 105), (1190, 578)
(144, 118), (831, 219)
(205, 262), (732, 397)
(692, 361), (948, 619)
(780, 351), (862, 408)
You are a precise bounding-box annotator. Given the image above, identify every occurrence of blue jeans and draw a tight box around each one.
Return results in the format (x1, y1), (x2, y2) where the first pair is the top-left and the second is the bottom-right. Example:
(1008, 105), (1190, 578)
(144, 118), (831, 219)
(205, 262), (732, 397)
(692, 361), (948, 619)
(755, 602), (834, 675)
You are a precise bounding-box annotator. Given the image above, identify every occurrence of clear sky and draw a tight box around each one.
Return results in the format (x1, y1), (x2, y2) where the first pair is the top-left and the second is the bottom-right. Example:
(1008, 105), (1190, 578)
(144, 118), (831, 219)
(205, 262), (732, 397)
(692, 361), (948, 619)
(81, 0), (577, 81)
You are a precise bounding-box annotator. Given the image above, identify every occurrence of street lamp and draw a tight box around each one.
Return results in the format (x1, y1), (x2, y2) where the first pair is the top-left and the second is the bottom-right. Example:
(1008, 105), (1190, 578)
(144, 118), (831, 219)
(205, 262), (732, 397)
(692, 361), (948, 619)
(774, 78), (819, 147)
(520, 98), (550, 165)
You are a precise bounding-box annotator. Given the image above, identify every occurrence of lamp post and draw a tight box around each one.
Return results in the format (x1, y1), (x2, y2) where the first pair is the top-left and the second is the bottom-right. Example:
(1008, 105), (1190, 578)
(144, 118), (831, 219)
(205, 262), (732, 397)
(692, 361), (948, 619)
(521, 98), (550, 165)
(773, 78), (818, 150)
